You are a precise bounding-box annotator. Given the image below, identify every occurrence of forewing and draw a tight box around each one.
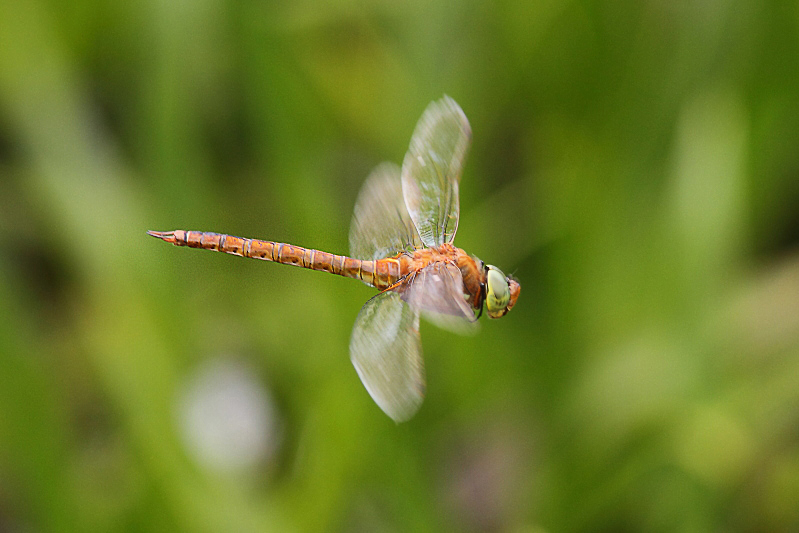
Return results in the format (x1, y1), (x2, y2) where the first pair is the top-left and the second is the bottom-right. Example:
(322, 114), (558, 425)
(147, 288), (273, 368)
(350, 291), (424, 422)
(402, 96), (471, 247)
(402, 263), (478, 334)
(350, 162), (422, 261)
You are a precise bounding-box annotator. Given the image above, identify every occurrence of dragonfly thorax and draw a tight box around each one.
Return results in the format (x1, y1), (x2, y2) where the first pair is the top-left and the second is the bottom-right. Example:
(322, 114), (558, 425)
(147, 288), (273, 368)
(405, 244), (483, 307)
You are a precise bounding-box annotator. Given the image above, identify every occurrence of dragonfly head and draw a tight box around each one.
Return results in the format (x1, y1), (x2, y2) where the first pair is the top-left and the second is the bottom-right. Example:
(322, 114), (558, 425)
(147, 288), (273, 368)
(484, 265), (521, 319)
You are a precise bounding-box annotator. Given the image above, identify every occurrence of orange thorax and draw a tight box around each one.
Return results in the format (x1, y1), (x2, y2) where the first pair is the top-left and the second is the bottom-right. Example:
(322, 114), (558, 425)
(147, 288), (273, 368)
(398, 243), (484, 309)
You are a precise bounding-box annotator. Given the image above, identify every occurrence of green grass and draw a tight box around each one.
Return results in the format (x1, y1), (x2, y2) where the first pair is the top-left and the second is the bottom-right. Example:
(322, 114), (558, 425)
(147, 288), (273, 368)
(1, 0), (799, 531)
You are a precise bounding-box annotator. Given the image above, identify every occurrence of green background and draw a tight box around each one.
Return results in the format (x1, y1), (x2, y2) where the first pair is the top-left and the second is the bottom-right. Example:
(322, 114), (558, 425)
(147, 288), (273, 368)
(2, 1), (799, 531)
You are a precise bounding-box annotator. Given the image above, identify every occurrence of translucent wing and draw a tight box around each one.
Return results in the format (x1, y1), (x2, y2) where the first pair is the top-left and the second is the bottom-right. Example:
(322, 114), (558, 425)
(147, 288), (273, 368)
(350, 291), (424, 422)
(350, 162), (422, 262)
(401, 96), (471, 247)
(402, 262), (478, 334)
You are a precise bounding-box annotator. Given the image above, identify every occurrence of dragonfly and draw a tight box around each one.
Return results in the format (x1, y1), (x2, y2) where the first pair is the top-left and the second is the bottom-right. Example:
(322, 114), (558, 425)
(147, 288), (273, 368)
(149, 96), (520, 422)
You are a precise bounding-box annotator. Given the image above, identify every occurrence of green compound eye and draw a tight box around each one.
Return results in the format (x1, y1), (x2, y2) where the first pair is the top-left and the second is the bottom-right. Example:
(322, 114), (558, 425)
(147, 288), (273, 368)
(485, 265), (510, 318)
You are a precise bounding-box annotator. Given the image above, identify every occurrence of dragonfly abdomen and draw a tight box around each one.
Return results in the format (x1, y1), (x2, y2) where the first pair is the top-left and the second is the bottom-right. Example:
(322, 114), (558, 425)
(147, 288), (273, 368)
(147, 230), (401, 289)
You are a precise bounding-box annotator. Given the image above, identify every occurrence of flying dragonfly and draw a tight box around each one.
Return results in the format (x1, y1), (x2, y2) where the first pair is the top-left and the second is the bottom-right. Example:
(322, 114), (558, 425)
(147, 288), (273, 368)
(149, 96), (520, 422)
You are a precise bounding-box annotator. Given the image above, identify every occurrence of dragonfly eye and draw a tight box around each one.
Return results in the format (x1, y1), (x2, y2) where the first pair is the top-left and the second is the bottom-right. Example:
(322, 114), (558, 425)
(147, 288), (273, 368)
(485, 265), (511, 318)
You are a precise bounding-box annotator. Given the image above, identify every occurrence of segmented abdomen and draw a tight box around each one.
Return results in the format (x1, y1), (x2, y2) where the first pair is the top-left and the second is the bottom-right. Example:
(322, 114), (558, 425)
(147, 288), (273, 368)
(148, 230), (402, 290)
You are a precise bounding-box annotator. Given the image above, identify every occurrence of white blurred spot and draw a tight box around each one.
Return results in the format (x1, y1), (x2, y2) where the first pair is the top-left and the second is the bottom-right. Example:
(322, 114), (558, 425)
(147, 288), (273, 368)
(176, 358), (280, 473)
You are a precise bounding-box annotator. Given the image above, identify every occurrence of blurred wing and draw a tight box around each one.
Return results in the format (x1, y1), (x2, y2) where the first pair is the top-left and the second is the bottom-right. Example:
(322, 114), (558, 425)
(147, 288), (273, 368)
(350, 291), (424, 422)
(402, 262), (478, 335)
(402, 96), (471, 247)
(350, 162), (422, 262)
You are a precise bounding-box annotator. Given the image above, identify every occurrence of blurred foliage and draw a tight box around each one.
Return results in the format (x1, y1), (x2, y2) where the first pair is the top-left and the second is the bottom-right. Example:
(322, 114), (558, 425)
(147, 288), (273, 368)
(1, 0), (799, 531)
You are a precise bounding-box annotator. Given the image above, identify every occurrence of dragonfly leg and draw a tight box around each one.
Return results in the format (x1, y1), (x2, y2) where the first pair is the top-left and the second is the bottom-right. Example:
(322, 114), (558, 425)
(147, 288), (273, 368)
(381, 273), (413, 293)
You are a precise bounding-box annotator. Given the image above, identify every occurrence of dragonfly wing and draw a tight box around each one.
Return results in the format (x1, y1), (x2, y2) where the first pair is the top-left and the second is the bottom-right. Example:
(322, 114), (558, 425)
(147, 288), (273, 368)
(402, 262), (478, 334)
(350, 162), (422, 262)
(350, 291), (424, 422)
(401, 96), (471, 247)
